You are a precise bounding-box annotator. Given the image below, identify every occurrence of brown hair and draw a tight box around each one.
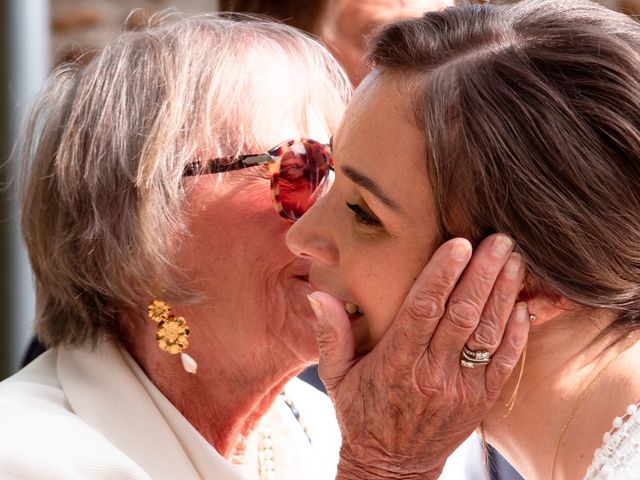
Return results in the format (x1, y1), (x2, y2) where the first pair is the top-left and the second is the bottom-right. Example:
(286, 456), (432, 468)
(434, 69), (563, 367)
(19, 13), (350, 347)
(219, 0), (329, 34)
(369, 0), (640, 327)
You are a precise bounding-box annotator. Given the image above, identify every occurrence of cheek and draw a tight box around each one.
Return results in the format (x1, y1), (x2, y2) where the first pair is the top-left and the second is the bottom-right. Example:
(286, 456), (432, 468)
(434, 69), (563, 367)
(176, 180), (290, 291)
(347, 240), (433, 347)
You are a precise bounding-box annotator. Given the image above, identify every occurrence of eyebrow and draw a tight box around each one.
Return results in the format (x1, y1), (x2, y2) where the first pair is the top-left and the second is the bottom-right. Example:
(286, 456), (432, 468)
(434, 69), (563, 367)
(340, 165), (401, 212)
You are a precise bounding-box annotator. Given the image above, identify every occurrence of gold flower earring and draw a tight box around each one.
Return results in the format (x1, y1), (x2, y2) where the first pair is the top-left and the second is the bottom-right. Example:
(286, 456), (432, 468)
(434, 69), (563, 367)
(147, 300), (198, 374)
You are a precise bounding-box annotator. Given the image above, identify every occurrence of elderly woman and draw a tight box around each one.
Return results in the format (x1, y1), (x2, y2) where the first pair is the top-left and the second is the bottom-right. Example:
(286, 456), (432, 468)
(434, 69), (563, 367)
(0, 14), (527, 480)
(289, 0), (640, 478)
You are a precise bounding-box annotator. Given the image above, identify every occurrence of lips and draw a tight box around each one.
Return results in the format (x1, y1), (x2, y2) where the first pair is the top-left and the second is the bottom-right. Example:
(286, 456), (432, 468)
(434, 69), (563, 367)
(308, 273), (364, 322)
(288, 258), (312, 281)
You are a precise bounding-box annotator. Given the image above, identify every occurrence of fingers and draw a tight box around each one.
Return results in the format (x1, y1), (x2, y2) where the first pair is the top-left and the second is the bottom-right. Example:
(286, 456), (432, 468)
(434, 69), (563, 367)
(464, 252), (525, 355)
(484, 302), (531, 397)
(308, 292), (357, 394)
(382, 238), (472, 360)
(427, 234), (516, 366)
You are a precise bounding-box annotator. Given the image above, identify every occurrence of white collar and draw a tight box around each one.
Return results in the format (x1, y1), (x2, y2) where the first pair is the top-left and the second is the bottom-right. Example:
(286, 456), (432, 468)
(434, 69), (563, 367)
(57, 341), (245, 480)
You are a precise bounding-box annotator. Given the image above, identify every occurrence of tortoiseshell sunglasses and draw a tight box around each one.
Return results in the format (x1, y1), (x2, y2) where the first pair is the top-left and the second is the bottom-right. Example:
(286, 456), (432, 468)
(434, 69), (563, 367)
(183, 139), (334, 221)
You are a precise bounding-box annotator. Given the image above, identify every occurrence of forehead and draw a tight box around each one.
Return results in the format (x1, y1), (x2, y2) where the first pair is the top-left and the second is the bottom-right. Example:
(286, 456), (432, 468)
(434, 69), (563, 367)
(259, 107), (334, 151)
(334, 71), (427, 178)
(233, 49), (342, 152)
(337, 72), (414, 141)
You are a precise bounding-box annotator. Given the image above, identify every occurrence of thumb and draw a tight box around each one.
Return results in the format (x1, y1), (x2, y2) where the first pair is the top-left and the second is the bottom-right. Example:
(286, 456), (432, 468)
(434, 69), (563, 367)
(308, 292), (356, 393)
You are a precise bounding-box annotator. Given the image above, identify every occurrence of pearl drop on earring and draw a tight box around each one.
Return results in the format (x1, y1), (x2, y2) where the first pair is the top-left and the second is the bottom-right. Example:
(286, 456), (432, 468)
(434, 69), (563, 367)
(181, 352), (198, 374)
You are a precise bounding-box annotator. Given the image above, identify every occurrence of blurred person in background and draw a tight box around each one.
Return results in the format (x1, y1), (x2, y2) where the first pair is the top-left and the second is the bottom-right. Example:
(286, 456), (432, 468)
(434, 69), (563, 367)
(0, 13), (527, 480)
(220, 0), (454, 85)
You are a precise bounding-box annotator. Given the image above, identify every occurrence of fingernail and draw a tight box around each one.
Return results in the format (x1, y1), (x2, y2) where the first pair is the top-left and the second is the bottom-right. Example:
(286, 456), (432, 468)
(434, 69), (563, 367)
(504, 253), (523, 277)
(491, 235), (514, 258)
(515, 302), (528, 323)
(451, 238), (471, 261)
(308, 294), (325, 320)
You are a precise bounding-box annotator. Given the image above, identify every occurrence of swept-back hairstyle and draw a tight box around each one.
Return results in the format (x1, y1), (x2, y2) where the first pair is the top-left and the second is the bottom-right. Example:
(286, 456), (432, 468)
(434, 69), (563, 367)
(19, 14), (350, 347)
(370, 0), (640, 327)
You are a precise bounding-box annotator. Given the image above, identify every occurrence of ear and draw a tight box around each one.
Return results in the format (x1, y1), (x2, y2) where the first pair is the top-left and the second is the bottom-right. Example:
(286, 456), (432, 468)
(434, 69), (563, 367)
(517, 274), (575, 325)
(523, 294), (575, 326)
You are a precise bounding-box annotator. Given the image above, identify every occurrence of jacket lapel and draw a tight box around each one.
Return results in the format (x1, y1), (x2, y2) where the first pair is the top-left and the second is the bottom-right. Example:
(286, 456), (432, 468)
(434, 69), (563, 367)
(57, 341), (237, 480)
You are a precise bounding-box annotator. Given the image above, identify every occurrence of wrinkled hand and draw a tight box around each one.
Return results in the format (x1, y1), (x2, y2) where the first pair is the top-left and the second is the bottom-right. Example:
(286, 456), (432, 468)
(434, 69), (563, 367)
(308, 235), (530, 480)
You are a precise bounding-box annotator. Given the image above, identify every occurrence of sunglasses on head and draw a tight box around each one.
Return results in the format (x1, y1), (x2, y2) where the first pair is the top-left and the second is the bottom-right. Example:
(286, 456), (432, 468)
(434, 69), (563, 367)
(183, 139), (334, 222)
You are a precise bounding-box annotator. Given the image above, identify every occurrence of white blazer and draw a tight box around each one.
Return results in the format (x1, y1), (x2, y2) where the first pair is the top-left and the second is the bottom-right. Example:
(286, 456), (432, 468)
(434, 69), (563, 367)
(0, 341), (341, 479)
(0, 340), (481, 479)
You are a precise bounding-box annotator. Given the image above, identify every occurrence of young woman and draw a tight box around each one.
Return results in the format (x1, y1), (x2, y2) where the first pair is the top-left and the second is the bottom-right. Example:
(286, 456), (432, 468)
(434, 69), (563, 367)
(288, 0), (640, 478)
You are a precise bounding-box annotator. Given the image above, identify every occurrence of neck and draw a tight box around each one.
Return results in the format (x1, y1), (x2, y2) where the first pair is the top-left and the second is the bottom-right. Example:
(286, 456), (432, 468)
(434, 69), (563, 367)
(483, 309), (640, 480)
(119, 310), (307, 458)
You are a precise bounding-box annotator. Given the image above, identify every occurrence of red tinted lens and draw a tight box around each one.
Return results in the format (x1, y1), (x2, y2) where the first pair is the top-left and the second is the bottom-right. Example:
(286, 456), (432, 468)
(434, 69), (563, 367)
(276, 141), (332, 221)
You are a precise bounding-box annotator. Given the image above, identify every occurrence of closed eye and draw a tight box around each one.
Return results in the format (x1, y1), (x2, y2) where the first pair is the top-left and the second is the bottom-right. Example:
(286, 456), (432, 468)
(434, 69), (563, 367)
(346, 202), (381, 227)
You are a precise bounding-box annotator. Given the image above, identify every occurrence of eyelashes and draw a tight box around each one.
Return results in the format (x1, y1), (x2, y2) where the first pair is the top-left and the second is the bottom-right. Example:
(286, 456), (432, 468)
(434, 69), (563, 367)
(346, 202), (381, 227)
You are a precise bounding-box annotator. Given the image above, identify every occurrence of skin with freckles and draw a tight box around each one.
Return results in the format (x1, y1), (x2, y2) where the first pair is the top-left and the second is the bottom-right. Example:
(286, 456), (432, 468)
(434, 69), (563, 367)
(288, 72), (440, 354)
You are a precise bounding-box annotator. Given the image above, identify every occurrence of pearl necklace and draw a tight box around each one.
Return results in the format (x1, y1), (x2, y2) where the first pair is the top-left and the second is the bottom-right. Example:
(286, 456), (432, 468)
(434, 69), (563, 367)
(257, 416), (275, 480)
(256, 391), (311, 480)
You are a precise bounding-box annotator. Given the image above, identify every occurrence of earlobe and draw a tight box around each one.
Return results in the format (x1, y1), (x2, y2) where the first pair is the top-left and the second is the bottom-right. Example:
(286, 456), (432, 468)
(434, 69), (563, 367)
(522, 295), (574, 326)
(516, 274), (573, 325)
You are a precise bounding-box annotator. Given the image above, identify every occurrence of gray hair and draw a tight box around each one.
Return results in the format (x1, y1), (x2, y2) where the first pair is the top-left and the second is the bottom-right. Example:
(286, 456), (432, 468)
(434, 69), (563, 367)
(19, 13), (351, 347)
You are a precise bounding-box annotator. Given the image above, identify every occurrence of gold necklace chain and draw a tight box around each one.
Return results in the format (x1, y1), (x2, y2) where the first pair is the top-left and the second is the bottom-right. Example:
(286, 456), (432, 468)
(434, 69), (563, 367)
(550, 334), (640, 479)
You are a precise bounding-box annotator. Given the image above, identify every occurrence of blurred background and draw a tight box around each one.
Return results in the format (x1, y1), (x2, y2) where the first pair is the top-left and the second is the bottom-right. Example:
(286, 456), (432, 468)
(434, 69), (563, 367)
(0, 0), (639, 381)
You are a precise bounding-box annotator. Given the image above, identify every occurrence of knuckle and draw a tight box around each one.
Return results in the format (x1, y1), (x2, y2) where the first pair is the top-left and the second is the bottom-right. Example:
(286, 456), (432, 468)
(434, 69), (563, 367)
(447, 299), (481, 330)
(504, 324), (528, 351)
(317, 366), (339, 390)
(316, 330), (338, 351)
(437, 263), (462, 286)
(417, 382), (447, 399)
(493, 285), (517, 307)
(472, 323), (500, 348)
(394, 323), (427, 352)
(407, 290), (445, 321)
(415, 367), (448, 397)
(474, 264), (499, 284)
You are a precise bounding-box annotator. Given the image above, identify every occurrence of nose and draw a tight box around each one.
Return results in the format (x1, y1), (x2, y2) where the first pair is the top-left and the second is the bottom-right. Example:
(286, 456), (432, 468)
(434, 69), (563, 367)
(286, 196), (339, 265)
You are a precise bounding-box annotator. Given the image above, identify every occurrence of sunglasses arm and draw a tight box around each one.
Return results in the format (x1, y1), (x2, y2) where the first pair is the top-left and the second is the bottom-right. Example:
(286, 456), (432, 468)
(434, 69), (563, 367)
(182, 153), (271, 176)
